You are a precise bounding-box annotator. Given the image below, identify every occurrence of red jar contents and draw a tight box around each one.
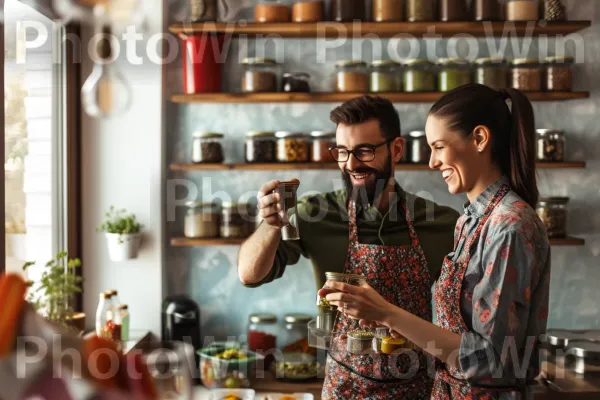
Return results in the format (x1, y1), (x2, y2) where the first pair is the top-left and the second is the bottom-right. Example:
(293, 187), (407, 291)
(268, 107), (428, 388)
(182, 34), (224, 93)
(248, 330), (277, 368)
(103, 320), (122, 341)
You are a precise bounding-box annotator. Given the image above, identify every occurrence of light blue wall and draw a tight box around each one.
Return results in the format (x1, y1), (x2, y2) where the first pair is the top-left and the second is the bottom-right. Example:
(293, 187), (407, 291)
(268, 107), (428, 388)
(165, 0), (600, 340)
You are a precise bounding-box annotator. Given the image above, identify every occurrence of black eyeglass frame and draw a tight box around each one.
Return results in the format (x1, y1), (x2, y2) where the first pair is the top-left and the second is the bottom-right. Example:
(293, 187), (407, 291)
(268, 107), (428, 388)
(328, 138), (396, 162)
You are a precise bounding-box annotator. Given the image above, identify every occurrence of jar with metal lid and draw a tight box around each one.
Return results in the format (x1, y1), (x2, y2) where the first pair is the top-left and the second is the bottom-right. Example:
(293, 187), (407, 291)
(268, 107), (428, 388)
(255, 0), (290, 22)
(403, 59), (436, 92)
(248, 313), (278, 367)
(510, 58), (543, 92)
(440, 0), (467, 21)
(310, 131), (336, 163)
(316, 272), (367, 331)
(276, 131), (311, 162)
(220, 202), (251, 238)
(347, 330), (374, 355)
(474, 58), (508, 89)
(370, 60), (401, 93)
(245, 131), (277, 163)
(334, 61), (369, 93)
(407, 130), (431, 164)
(474, 0), (502, 21)
(436, 58), (472, 92)
(292, 0), (324, 22)
(545, 56), (574, 92)
(536, 129), (565, 162)
(280, 314), (313, 352)
(407, 0), (434, 22)
(505, 0), (539, 21)
(331, 0), (366, 22)
(567, 340), (600, 375)
(536, 197), (568, 238)
(241, 58), (279, 93)
(192, 132), (225, 163)
(282, 72), (311, 93)
(372, 0), (402, 22)
(184, 201), (219, 238)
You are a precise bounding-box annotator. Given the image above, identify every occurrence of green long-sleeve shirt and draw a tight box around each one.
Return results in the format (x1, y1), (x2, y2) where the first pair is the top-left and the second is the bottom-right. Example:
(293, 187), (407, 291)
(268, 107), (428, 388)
(246, 184), (460, 290)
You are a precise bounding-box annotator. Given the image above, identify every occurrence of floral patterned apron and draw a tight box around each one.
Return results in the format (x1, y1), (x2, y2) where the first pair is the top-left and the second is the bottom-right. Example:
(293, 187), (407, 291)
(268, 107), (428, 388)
(322, 200), (434, 400)
(432, 184), (530, 400)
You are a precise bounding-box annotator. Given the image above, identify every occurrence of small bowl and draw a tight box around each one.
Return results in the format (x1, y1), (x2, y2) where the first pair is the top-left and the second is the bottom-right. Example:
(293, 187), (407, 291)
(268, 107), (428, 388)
(272, 352), (321, 381)
(198, 345), (265, 389)
(210, 388), (255, 400)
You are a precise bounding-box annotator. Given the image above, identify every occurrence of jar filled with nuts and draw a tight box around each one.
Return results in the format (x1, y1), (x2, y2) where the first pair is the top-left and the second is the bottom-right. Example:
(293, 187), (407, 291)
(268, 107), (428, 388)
(536, 129), (565, 162)
(510, 58), (543, 92)
(545, 56), (574, 92)
(334, 60), (369, 93)
(192, 132), (225, 163)
(536, 197), (568, 238)
(245, 131), (277, 163)
(276, 131), (311, 162)
(241, 58), (280, 93)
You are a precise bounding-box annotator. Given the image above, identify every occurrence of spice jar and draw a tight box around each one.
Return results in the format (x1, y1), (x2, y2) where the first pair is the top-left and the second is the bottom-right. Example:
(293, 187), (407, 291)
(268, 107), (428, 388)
(506, 0), (539, 21)
(255, 0), (291, 22)
(474, 0), (502, 21)
(370, 60), (401, 93)
(474, 58), (508, 89)
(536, 197), (568, 238)
(331, 0), (366, 21)
(407, 130), (431, 164)
(292, 0), (324, 22)
(220, 202), (251, 239)
(280, 314), (313, 352)
(372, 0), (402, 22)
(440, 0), (467, 22)
(248, 313), (278, 368)
(189, 0), (217, 21)
(310, 131), (336, 163)
(184, 201), (219, 238)
(276, 131), (311, 162)
(403, 59), (436, 92)
(192, 132), (225, 163)
(510, 58), (543, 92)
(347, 330), (374, 355)
(545, 56), (574, 92)
(437, 58), (472, 92)
(282, 72), (311, 93)
(407, 0), (434, 22)
(536, 129), (565, 162)
(245, 131), (277, 163)
(241, 58), (279, 93)
(334, 61), (369, 92)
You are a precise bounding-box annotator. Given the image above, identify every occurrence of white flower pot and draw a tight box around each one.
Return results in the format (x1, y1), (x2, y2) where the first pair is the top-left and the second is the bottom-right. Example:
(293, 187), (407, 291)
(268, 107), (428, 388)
(105, 232), (142, 261)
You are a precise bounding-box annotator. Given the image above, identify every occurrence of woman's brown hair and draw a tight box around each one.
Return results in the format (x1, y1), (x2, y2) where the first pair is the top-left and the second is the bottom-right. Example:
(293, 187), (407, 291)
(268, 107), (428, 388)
(429, 83), (538, 207)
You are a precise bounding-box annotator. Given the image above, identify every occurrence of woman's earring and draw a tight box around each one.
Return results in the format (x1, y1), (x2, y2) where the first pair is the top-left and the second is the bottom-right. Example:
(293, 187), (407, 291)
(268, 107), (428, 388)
(478, 147), (483, 152)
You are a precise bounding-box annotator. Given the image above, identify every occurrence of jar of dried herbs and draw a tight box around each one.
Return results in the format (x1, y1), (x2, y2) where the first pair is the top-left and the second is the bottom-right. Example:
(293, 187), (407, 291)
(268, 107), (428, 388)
(474, 57), (508, 89)
(545, 56), (574, 92)
(245, 131), (277, 163)
(370, 60), (401, 92)
(510, 58), (543, 92)
(536, 197), (568, 238)
(536, 129), (565, 162)
(276, 131), (311, 162)
(192, 132), (224, 163)
(403, 59), (436, 92)
(437, 58), (472, 92)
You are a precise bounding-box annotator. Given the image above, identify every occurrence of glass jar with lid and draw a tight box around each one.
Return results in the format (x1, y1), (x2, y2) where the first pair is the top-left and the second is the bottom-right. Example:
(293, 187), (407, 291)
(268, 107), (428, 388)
(407, 0), (434, 22)
(536, 129), (565, 162)
(474, 58), (508, 89)
(370, 60), (401, 93)
(440, 0), (467, 21)
(316, 272), (367, 332)
(245, 131), (277, 163)
(436, 58), (472, 92)
(184, 201), (219, 238)
(403, 59), (436, 92)
(248, 313), (278, 367)
(282, 72), (311, 93)
(254, 0), (290, 22)
(192, 132), (224, 163)
(510, 58), (543, 92)
(331, 0), (366, 22)
(545, 56), (574, 92)
(334, 61), (369, 93)
(292, 0), (324, 22)
(189, 0), (217, 21)
(473, 0), (502, 21)
(280, 314), (313, 352)
(220, 202), (251, 239)
(241, 58), (279, 93)
(505, 0), (539, 21)
(407, 130), (431, 164)
(276, 131), (311, 162)
(310, 131), (336, 163)
(536, 197), (568, 238)
(372, 0), (402, 21)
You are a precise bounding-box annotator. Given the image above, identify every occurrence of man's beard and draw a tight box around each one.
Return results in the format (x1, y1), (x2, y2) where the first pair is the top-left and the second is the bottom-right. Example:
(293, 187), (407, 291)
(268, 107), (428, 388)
(342, 155), (394, 209)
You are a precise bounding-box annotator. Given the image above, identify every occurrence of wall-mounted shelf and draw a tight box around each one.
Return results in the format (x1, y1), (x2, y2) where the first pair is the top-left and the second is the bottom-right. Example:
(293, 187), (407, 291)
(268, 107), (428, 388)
(171, 236), (585, 247)
(169, 21), (591, 38)
(170, 161), (586, 171)
(171, 92), (590, 104)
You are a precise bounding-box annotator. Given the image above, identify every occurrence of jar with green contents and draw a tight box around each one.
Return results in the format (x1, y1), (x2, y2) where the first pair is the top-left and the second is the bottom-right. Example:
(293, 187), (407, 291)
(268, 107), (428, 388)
(474, 57), (508, 89)
(437, 58), (472, 92)
(370, 60), (401, 92)
(403, 59), (436, 92)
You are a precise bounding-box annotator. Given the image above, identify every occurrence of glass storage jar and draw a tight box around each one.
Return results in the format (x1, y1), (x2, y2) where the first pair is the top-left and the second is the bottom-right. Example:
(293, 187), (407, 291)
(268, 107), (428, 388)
(440, 0), (467, 21)
(403, 59), (436, 92)
(545, 56), (574, 92)
(292, 0), (324, 22)
(536, 129), (565, 162)
(192, 132), (225, 163)
(334, 61), (369, 92)
(536, 197), (568, 238)
(510, 58), (542, 92)
(505, 0), (538, 21)
(407, 130), (431, 164)
(255, 0), (291, 22)
(331, 0), (366, 21)
(316, 272), (367, 332)
(248, 313), (278, 368)
(372, 0), (402, 22)
(282, 72), (311, 92)
(310, 131), (336, 163)
(245, 131), (277, 163)
(474, 57), (508, 89)
(241, 58), (279, 93)
(276, 131), (311, 162)
(474, 0), (502, 21)
(370, 60), (401, 92)
(407, 0), (434, 22)
(184, 201), (219, 238)
(280, 314), (313, 352)
(189, 0), (217, 21)
(437, 58), (472, 92)
(220, 202), (251, 238)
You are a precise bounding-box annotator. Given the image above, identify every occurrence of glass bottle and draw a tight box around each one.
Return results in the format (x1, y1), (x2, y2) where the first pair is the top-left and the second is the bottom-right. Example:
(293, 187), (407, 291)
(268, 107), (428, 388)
(248, 313), (278, 368)
(95, 291), (112, 337)
(120, 304), (130, 342)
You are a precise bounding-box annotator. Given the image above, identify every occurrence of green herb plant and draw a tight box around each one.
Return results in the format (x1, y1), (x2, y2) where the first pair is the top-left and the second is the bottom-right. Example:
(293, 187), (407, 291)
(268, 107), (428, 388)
(98, 206), (142, 243)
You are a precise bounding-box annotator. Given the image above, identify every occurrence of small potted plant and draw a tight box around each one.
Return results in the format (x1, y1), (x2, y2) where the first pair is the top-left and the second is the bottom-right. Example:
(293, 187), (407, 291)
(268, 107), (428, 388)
(23, 251), (85, 332)
(98, 206), (143, 261)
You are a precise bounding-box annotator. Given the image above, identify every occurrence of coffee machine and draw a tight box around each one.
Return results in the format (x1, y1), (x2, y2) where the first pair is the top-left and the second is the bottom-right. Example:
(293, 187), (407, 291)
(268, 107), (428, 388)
(161, 295), (201, 351)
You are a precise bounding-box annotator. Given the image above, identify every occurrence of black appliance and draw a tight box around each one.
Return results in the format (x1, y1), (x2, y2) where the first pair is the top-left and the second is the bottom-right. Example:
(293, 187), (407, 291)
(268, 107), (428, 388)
(161, 295), (201, 351)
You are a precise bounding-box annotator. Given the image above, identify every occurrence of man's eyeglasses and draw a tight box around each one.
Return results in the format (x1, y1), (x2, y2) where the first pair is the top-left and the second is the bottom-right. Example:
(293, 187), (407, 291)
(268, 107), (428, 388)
(329, 139), (395, 162)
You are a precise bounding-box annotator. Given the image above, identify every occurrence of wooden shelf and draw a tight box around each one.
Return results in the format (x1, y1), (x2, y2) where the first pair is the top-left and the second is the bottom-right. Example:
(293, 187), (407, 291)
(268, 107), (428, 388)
(169, 21), (591, 38)
(170, 162), (586, 171)
(547, 237), (586, 246)
(170, 92), (590, 104)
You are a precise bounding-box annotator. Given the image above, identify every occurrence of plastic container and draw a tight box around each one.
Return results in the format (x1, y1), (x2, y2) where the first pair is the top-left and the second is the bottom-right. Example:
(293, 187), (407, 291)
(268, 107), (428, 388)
(510, 58), (543, 92)
(282, 72), (311, 93)
(536, 129), (565, 162)
(308, 319), (333, 350)
(181, 34), (224, 93)
(372, 0), (402, 22)
(272, 352), (320, 381)
(474, 57), (508, 89)
(407, 0), (434, 22)
(276, 131), (311, 162)
(403, 59), (436, 92)
(292, 0), (324, 22)
(437, 58), (472, 92)
(407, 130), (431, 164)
(255, 0), (290, 22)
(241, 58), (279, 93)
(310, 131), (336, 163)
(536, 197), (568, 238)
(245, 131), (277, 163)
(370, 60), (401, 92)
(331, 0), (366, 21)
(334, 61), (369, 92)
(198, 345), (265, 389)
(545, 56), (574, 92)
(506, 0), (538, 21)
(248, 313), (278, 368)
(440, 0), (467, 21)
(192, 132), (225, 163)
(184, 201), (219, 238)
(220, 202), (250, 238)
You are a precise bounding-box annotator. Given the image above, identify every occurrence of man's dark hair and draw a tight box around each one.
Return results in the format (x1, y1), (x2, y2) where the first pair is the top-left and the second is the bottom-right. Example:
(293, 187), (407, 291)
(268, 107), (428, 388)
(329, 95), (401, 140)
